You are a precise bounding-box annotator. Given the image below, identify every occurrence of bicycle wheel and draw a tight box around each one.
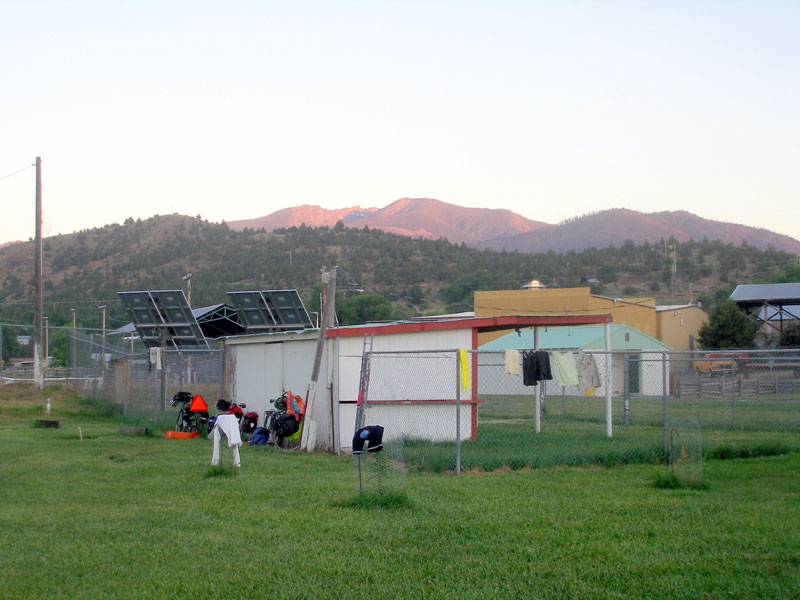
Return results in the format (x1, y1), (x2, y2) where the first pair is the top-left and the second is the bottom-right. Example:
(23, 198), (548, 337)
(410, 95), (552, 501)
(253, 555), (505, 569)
(175, 412), (184, 432)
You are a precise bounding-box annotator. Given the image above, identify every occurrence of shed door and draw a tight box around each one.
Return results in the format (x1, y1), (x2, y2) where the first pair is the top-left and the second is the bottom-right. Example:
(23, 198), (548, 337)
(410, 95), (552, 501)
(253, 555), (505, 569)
(264, 343), (284, 402)
(234, 344), (268, 406)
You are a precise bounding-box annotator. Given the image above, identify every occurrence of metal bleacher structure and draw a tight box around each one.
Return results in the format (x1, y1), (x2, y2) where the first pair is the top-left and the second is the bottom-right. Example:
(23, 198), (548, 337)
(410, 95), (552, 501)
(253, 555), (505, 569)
(731, 282), (800, 336)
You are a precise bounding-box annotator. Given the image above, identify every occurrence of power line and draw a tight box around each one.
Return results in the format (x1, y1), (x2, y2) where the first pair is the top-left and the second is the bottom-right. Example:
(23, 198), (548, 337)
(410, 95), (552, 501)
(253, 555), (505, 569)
(0, 163), (34, 182)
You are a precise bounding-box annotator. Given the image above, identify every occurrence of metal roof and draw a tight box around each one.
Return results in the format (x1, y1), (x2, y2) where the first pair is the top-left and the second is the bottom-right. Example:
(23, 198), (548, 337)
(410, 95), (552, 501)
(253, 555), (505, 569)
(730, 283), (800, 305)
(326, 314), (613, 338)
(655, 304), (699, 312)
(480, 324), (670, 351)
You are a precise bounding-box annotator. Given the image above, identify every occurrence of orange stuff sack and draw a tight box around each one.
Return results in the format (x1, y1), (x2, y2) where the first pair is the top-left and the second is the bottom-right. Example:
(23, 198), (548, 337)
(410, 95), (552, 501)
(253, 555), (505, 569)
(164, 431), (198, 439)
(286, 392), (305, 420)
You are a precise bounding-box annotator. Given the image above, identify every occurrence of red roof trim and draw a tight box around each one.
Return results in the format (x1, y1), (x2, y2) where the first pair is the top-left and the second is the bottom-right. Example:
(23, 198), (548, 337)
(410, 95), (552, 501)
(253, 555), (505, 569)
(326, 314), (611, 338)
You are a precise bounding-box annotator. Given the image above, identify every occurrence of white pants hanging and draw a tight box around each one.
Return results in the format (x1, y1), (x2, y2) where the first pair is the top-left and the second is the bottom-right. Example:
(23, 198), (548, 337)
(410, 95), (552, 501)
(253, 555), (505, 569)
(208, 414), (242, 467)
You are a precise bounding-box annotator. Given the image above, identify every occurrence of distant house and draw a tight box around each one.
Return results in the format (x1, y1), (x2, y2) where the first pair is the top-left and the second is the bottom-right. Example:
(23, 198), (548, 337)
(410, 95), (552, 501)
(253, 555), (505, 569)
(7, 358), (34, 371)
(520, 279), (546, 289)
(474, 287), (706, 351)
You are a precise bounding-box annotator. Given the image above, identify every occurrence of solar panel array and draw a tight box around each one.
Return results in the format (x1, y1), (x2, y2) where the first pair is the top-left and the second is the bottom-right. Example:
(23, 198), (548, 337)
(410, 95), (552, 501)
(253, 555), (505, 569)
(226, 289), (313, 333)
(118, 290), (209, 349)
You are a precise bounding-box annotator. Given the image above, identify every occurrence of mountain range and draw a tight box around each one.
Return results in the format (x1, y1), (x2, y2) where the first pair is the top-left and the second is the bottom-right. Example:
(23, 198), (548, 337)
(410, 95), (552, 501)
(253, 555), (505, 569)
(228, 198), (800, 254)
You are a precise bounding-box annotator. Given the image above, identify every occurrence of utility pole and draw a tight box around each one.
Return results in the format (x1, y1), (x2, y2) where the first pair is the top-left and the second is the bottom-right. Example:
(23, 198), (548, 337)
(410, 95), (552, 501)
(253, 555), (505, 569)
(320, 266), (328, 314)
(182, 273), (192, 305)
(33, 157), (44, 389)
(670, 246), (677, 305)
(301, 266), (337, 452)
(182, 273), (193, 383)
(43, 316), (49, 368)
(71, 308), (76, 375)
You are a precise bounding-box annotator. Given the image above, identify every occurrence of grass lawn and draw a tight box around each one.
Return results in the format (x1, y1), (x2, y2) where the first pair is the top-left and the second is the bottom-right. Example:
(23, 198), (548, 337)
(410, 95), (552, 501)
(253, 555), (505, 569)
(1, 385), (799, 599)
(398, 394), (800, 472)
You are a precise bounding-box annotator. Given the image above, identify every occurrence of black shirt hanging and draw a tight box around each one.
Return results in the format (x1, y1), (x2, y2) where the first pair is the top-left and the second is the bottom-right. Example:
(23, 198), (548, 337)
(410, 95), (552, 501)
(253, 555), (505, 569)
(522, 350), (553, 386)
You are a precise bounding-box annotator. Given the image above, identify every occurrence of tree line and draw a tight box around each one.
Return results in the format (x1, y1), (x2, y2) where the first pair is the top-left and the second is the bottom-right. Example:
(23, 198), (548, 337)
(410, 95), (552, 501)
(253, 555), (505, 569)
(1, 214), (799, 362)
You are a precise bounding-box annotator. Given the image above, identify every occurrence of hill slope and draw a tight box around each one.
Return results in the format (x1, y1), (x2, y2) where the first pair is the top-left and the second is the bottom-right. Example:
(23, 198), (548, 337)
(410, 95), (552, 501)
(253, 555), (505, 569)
(479, 208), (800, 254)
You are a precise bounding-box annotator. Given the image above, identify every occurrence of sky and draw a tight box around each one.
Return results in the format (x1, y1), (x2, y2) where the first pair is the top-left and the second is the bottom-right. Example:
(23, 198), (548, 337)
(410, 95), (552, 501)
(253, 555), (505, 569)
(1, 0), (799, 245)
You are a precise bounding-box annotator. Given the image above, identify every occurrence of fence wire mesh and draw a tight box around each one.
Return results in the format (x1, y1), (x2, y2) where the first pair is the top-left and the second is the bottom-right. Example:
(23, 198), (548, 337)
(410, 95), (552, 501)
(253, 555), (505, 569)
(359, 348), (800, 473)
(0, 330), (225, 426)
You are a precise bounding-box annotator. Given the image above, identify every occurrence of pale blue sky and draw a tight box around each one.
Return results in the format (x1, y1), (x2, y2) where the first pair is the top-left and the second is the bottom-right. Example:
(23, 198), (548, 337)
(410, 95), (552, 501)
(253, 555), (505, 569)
(2, 1), (798, 245)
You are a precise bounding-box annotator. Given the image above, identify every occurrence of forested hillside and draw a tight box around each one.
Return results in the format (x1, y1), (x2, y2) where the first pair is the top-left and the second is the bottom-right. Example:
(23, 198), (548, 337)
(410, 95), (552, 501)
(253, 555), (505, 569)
(0, 214), (798, 346)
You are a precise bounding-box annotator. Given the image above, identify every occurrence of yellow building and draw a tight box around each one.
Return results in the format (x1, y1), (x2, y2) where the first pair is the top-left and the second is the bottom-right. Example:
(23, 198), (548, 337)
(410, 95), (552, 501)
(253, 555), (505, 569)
(474, 287), (707, 351)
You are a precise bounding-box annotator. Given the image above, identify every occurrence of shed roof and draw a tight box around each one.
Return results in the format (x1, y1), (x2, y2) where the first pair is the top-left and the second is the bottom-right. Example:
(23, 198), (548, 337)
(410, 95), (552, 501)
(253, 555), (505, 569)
(325, 314), (612, 338)
(480, 324), (670, 351)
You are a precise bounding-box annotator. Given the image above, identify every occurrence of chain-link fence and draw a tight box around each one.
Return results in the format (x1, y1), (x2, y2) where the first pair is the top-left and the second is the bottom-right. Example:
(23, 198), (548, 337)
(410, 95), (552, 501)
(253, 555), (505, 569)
(358, 348), (800, 473)
(0, 329), (224, 425)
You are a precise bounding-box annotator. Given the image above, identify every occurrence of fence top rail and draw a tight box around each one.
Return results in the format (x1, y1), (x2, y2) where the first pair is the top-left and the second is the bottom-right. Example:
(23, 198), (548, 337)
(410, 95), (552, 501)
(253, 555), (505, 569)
(669, 348), (800, 356)
(365, 348), (667, 356)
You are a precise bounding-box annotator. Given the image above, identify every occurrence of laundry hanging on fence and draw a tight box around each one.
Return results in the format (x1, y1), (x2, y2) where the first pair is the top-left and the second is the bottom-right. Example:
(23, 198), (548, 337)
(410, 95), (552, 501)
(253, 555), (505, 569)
(505, 349), (520, 376)
(576, 351), (601, 393)
(458, 349), (471, 391)
(522, 350), (553, 386)
(552, 351), (579, 387)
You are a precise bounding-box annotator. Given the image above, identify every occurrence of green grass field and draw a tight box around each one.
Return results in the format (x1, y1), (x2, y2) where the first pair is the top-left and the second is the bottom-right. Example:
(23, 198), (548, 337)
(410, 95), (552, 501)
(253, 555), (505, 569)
(2, 385), (799, 599)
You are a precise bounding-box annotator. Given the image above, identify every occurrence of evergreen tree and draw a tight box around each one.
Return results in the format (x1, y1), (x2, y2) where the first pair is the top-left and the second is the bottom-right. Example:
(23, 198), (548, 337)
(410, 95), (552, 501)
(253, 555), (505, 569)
(697, 300), (758, 349)
(778, 322), (800, 348)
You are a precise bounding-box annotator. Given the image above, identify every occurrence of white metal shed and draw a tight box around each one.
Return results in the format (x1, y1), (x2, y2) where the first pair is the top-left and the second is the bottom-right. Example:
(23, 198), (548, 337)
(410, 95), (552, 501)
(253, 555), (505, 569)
(222, 314), (614, 453)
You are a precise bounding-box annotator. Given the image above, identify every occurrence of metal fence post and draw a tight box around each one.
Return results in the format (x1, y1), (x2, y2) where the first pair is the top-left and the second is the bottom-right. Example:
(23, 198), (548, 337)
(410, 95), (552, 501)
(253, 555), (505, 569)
(727, 366), (736, 429)
(179, 351), (185, 391)
(623, 353), (630, 425)
(604, 325), (612, 438)
(455, 351), (462, 476)
(662, 351), (668, 458)
(153, 351), (159, 425)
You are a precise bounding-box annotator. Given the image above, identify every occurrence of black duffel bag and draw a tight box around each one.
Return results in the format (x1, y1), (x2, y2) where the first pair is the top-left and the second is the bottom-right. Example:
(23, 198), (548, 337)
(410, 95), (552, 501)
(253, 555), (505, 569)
(273, 412), (299, 438)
